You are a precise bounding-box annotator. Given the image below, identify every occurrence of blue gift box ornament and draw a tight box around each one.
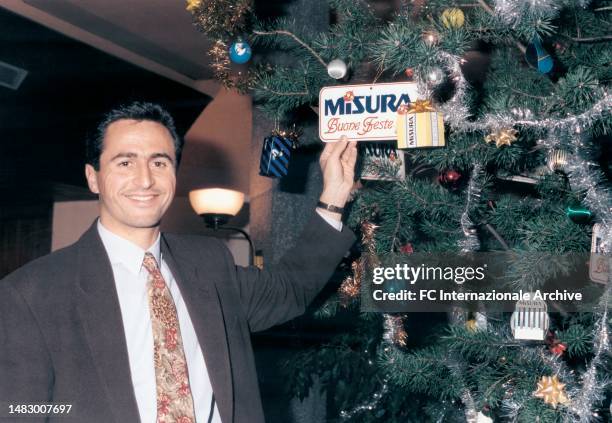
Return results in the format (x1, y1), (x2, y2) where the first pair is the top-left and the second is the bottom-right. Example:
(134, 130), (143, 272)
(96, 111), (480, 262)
(525, 36), (553, 74)
(259, 131), (298, 178)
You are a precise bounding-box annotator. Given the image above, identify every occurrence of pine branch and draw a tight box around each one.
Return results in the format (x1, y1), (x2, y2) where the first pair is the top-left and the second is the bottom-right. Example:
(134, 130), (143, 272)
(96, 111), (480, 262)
(482, 223), (511, 251)
(560, 33), (612, 43)
(252, 29), (328, 68)
(476, 0), (527, 53)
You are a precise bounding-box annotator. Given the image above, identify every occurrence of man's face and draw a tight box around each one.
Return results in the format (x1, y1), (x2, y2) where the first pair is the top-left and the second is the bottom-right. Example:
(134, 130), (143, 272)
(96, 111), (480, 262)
(85, 119), (177, 234)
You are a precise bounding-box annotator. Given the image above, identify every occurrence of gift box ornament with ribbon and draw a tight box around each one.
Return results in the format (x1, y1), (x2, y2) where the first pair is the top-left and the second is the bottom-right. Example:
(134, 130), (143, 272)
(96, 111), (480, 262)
(259, 130), (298, 178)
(396, 100), (445, 149)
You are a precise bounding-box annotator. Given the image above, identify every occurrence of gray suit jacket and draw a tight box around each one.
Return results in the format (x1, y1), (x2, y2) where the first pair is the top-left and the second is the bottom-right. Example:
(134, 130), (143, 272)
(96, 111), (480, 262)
(0, 211), (355, 422)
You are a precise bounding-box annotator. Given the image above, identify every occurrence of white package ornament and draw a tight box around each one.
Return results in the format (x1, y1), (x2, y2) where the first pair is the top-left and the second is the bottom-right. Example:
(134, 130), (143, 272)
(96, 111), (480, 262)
(590, 223), (610, 284)
(510, 297), (549, 341)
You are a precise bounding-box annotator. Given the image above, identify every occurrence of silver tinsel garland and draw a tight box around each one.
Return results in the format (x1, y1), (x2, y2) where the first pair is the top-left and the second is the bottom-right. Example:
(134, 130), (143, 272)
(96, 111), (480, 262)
(458, 163), (485, 253)
(438, 51), (471, 130)
(432, 50), (611, 136)
(456, 164), (486, 420)
(338, 376), (389, 420)
(565, 262), (611, 423)
(339, 345), (390, 421)
(340, 379), (389, 420)
(446, 358), (480, 422)
(494, 0), (560, 26)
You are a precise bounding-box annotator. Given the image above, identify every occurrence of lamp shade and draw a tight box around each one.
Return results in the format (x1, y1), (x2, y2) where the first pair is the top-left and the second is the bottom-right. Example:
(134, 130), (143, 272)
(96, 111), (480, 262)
(189, 188), (245, 216)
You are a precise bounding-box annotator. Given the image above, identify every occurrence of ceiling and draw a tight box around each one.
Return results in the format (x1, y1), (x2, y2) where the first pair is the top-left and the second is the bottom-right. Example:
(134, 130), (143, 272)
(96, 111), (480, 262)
(0, 0), (216, 93)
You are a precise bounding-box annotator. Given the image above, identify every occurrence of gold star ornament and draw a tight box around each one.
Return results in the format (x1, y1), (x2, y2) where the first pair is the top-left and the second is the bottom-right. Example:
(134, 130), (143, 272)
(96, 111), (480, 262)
(484, 128), (519, 148)
(533, 375), (570, 408)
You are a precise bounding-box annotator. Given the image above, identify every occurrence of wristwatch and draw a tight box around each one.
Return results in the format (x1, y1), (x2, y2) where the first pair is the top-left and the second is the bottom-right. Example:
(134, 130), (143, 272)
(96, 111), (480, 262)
(316, 200), (344, 214)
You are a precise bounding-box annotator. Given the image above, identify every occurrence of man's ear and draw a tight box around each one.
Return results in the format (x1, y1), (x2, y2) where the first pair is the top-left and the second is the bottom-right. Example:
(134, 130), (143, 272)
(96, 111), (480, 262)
(85, 164), (100, 194)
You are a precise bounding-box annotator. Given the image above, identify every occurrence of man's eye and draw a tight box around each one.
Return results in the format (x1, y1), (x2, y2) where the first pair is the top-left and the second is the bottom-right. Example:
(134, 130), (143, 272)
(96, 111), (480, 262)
(153, 161), (167, 168)
(118, 161), (131, 167)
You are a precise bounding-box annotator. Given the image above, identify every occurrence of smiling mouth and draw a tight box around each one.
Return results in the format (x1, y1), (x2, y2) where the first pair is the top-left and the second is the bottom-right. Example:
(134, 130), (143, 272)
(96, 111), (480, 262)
(125, 194), (160, 203)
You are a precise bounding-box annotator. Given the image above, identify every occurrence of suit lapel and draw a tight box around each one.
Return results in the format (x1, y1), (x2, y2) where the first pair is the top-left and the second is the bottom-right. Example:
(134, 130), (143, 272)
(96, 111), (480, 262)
(75, 222), (141, 423)
(161, 235), (234, 423)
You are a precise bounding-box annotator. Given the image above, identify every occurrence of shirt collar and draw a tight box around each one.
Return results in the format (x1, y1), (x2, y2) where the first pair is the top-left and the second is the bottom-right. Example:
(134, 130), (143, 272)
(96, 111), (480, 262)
(97, 219), (161, 275)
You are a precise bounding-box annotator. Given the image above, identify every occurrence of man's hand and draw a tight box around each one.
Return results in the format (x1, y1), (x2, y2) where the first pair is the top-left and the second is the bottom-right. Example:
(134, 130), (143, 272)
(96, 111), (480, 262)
(318, 135), (358, 221)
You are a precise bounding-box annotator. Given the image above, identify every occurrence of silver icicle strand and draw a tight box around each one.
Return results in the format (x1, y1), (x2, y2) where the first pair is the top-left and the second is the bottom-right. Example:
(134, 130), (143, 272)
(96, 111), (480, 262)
(446, 358), (479, 422)
(458, 163), (485, 253)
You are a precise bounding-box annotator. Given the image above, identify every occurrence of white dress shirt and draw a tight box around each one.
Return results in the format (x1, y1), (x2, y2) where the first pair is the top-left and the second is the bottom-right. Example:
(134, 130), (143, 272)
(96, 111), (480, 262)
(96, 211), (339, 423)
(318, 212), (342, 232)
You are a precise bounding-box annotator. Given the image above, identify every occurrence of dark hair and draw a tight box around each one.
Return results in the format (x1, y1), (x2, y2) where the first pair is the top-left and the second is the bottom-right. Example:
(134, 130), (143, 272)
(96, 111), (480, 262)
(86, 101), (183, 170)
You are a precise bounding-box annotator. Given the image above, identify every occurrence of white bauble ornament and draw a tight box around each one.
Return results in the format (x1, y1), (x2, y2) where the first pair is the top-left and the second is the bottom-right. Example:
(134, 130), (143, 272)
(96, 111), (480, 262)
(327, 59), (348, 79)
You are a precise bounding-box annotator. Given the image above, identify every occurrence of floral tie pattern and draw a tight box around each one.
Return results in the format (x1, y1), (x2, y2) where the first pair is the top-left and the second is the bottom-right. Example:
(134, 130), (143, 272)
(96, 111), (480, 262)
(142, 252), (196, 423)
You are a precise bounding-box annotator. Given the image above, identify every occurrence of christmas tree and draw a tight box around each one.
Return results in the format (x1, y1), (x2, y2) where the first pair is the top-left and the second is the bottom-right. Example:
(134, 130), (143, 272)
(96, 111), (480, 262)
(187, 0), (611, 421)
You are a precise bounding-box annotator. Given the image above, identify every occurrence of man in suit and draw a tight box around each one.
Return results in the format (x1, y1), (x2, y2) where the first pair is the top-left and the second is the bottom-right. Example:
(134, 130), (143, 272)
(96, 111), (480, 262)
(0, 102), (357, 423)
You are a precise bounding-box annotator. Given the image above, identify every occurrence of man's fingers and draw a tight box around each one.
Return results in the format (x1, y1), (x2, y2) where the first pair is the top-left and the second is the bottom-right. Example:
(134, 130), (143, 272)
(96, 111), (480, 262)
(325, 137), (349, 167)
(319, 139), (338, 164)
(341, 141), (358, 177)
(320, 136), (349, 167)
(330, 136), (350, 159)
(341, 141), (357, 162)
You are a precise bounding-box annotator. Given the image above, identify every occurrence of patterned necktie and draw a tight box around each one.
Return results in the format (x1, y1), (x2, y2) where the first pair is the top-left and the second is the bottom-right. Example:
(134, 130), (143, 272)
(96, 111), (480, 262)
(142, 252), (196, 423)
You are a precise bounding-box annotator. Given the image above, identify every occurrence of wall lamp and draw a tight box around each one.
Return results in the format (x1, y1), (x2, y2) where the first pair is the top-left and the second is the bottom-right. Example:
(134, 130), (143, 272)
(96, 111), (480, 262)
(188, 188), (255, 265)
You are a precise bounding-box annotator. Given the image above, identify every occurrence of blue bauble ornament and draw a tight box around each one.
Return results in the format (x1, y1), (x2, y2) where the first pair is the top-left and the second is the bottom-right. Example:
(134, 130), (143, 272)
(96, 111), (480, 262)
(229, 41), (252, 64)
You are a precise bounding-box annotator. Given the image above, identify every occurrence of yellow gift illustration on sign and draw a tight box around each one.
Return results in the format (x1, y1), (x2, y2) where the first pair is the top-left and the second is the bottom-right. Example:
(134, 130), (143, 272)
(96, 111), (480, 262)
(396, 100), (445, 149)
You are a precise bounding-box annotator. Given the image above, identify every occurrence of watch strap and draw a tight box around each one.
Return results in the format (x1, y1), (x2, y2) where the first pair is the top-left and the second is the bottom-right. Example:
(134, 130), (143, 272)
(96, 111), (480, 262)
(317, 200), (344, 214)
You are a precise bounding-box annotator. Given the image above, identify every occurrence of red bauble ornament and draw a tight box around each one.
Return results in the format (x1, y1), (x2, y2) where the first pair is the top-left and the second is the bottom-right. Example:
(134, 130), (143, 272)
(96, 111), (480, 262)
(553, 42), (567, 54)
(545, 330), (567, 356)
(438, 170), (462, 189)
(550, 343), (567, 356)
(400, 243), (414, 254)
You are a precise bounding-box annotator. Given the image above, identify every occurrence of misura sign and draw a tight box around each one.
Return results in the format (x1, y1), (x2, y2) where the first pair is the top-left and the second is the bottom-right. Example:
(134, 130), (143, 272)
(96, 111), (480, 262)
(318, 82), (419, 142)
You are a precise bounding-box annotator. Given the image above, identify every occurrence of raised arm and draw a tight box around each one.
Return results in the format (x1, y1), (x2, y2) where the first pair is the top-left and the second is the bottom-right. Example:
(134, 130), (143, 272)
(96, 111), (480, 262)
(233, 137), (358, 331)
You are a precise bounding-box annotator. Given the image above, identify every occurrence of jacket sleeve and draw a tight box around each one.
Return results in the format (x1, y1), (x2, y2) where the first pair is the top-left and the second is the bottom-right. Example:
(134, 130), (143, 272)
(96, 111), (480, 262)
(227, 211), (356, 332)
(0, 271), (54, 420)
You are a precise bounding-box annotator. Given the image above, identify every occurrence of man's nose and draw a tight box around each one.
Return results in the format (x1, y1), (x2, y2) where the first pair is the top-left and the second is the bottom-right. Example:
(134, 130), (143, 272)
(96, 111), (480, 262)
(135, 163), (154, 188)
